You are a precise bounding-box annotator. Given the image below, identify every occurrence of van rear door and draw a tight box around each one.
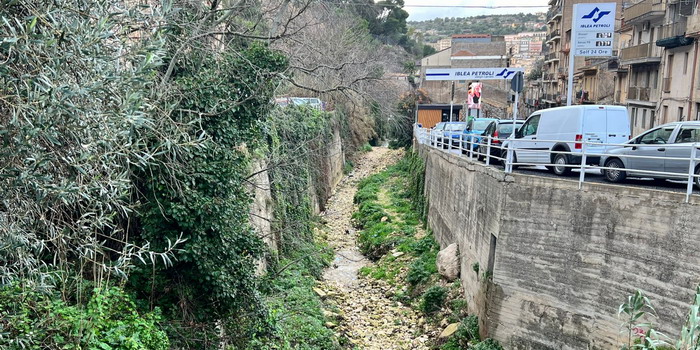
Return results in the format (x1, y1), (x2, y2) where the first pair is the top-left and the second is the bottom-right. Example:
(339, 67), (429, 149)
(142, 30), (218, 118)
(605, 108), (631, 150)
(582, 108), (607, 154)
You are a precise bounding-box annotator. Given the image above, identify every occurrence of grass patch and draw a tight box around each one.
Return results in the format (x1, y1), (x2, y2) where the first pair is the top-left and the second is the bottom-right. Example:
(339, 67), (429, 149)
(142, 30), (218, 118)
(251, 238), (340, 349)
(360, 143), (373, 152)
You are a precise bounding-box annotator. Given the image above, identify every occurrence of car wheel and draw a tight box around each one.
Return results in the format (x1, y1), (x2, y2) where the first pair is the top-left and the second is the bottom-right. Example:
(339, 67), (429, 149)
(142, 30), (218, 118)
(552, 153), (571, 176)
(511, 152), (519, 170)
(604, 158), (627, 183)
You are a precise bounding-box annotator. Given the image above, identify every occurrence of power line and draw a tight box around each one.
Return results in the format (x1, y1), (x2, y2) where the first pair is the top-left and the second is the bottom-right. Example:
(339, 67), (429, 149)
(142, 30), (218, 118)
(401, 5), (548, 8)
(332, 2), (548, 9)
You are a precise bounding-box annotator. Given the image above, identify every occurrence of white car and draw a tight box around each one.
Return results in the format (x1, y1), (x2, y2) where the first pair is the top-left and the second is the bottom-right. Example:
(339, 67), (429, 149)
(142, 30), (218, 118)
(503, 105), (630, 175)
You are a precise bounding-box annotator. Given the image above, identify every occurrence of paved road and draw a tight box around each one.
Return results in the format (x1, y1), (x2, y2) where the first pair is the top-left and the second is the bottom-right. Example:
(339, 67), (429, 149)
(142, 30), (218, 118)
(444, 148), (695, 194)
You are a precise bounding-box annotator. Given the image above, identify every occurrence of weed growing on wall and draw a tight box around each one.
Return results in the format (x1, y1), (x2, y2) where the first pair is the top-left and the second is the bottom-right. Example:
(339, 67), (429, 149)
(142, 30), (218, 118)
(616, 286), (700, 350)
(244, 106), (341, 349)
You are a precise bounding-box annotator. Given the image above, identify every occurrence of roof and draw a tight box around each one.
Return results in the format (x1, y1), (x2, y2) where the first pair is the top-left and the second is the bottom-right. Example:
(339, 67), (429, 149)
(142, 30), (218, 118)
(417, 104), (464, 110)
(451, 50), (476, 57)
(452, 34), (491, 39)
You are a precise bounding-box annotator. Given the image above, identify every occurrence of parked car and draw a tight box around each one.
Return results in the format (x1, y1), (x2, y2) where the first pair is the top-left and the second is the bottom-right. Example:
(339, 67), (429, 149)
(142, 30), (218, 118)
(502, 105), (630, 175)
(477, 120), (525, 162)
(432, 122), (467, 148)
(462, 118), (497, 152)
(601, 121), (700, 189)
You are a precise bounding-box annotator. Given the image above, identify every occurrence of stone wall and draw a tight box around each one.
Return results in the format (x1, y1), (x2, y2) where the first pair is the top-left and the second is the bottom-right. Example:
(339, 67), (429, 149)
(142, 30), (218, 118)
(251, 122), (345, 269)
(419, 145), (700, 349)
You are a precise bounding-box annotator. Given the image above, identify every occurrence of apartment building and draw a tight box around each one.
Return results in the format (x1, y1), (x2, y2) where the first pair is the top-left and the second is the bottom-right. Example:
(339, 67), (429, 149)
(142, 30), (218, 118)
(541, 0), (624, 107)
(616, 0), (700, 135)
(505, 32), (546, 57)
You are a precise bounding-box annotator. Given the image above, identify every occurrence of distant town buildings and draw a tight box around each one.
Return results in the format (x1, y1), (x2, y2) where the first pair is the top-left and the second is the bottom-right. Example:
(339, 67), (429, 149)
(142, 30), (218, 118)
(418, 34), (510, 119)
(428, 38), (452, 51)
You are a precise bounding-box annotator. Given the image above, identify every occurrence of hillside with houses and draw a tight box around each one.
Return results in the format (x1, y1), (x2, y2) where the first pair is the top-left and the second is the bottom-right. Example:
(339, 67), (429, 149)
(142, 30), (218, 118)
(410, 13), (547, 44)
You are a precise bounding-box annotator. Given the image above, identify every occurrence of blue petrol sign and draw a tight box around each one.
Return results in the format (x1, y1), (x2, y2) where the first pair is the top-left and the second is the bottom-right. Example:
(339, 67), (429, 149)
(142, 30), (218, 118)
(573, 3), (616, 56)
(425, 68), (525, 81)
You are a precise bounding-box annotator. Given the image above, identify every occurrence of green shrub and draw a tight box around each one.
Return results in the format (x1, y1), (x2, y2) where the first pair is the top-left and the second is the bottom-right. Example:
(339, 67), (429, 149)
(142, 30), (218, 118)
(343, 160), (354, 175)
(420, 286), (447, 314)
(472, 338), (503, 350)
(441, 315), (480, 350)
(0, 286), (169, 350)
(360, 143), (373, 152)
(352, 201), (389, 229)
(357, 222), (397, 260)
(406, 237), (439, 286)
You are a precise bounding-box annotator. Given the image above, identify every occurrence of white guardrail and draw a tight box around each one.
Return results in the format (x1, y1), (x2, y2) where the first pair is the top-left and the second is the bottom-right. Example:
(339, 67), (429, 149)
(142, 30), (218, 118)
(414, 125), (700, 203)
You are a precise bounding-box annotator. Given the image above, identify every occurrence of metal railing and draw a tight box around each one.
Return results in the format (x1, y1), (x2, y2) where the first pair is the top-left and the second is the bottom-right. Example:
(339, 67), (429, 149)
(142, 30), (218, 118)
(546, 30), (561, 42)
(624, 0), (666, 23)
(658, 20), (688, 40)
(620, 43), (661, 62)
(414, 125), (700, 203)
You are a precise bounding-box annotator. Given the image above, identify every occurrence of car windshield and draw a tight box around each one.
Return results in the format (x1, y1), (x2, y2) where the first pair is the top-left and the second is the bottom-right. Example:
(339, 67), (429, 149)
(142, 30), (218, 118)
(497, 123), (522, 135)
(445, 123), (466, 131)
(473, 120), (493, 130)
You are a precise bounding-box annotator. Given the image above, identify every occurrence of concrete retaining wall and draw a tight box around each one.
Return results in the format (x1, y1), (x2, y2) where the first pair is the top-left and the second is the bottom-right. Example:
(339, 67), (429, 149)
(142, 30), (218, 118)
(420, 145), (700, 349)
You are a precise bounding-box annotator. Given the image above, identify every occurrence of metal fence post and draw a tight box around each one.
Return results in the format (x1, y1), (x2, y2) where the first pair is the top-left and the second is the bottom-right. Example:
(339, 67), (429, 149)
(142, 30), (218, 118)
(448, 133), (453, 152)
(505, 142), (513, 173)
(459, 133), (464, 156)
(486, 136), (491, 166)
(578, 141), (588, 190)
(469, 135), (474, 160)
(686, 143), (698, 203)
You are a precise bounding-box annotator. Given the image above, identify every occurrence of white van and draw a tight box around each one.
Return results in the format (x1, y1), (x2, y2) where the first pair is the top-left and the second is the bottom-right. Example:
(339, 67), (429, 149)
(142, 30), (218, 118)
(504, 105), (630, 175)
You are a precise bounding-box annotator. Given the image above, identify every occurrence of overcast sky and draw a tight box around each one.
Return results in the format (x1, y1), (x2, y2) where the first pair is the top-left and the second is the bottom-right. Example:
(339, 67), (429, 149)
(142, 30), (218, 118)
(404, 0), (550, 21)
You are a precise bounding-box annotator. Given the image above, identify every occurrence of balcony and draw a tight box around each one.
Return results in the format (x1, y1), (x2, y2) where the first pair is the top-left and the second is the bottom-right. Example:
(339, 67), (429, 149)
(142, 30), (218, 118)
(689, 13), (700, 38)
(623, 0), (666, 24)
(545, 52), (559, 62)
(620, 43), (662, 65)
(546, 29), (561, 43)
(547, 6), (562, 23)
(627, 86), (657, 103)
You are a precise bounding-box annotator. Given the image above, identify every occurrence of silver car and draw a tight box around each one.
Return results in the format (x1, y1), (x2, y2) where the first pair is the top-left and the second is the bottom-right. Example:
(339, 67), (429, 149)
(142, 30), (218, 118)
(601, 121), (700, 189)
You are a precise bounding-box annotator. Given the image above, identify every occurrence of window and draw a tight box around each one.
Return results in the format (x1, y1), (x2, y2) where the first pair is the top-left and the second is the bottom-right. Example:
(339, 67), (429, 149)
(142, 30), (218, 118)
(684, 52), (689, 75)
(674, 126), (700, 143)
(679, 107), (685, 122)
(631, 107), (637, 126)
(639, 127), (675, 144)
(642, 109), (647, 129)
(644, 71), (650, 88)
(667, 54), (674, 77)
(521, 115), (540, 137)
